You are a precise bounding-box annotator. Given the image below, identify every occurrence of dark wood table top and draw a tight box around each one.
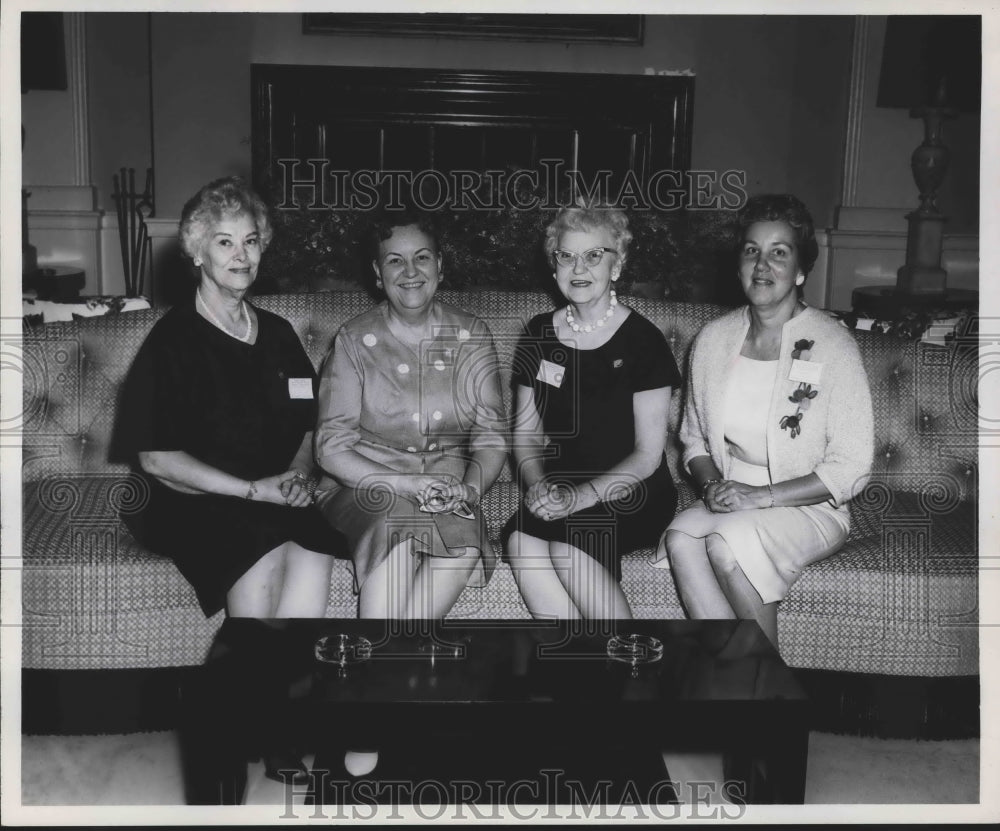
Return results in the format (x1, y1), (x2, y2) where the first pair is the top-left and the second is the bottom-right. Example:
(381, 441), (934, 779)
(184, 618), (811, 805)
(205, 618), (806, 708)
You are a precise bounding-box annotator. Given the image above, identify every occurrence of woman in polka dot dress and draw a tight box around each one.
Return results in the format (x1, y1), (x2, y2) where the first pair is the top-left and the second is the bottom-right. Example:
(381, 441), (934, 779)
(315, 213), (507, 618)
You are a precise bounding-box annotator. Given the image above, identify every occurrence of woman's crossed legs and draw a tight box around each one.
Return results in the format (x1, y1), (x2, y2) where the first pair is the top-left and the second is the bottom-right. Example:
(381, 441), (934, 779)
(358, 538), (480, 619)
(227, 541), (334, 618)
(661, 530), (778, 647)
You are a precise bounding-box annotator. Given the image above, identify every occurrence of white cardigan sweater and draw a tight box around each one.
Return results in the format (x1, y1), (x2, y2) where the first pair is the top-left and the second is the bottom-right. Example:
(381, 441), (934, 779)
(680, 305), (874, 507)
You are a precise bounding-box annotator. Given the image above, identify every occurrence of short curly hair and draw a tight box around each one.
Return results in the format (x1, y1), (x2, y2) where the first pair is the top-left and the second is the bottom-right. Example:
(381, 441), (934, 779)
(736, 194), (818, 276)
(364, 210), (441, 292)
(178, 177), (273, 260)
(365, 210), (440, 263)
(543, 203), (633, 269)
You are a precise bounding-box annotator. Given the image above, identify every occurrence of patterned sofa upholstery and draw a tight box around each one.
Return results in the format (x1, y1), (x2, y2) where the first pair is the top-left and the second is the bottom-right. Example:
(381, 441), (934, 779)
(21, 290), (979, 676)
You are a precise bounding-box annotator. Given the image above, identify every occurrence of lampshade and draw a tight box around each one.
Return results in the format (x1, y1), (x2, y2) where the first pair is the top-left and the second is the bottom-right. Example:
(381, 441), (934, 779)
(21, 12), (68, 92)
(876, 15), (981, 113)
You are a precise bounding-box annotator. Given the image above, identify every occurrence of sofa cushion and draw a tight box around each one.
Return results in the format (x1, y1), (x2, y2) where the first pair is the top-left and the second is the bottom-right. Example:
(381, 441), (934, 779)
(780, 499), (977, 675)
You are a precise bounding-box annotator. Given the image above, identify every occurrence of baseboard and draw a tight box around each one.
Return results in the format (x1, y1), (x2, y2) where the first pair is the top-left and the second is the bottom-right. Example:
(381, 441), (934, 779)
(21, 666), (979, 740)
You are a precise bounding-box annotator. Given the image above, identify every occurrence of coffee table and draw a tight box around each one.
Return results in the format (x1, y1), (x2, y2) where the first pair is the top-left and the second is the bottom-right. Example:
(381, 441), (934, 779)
(179, 618), (808, 806)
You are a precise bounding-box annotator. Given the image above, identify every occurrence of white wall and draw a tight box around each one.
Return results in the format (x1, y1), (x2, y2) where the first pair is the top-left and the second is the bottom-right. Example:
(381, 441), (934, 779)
(87, 13), (153, 214)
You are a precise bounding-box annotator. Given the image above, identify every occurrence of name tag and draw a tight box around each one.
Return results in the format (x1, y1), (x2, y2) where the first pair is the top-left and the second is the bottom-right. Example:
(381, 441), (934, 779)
(288, 378), (314, 399)
(536, 359), (565, 388)
(788, 359), (822, 385)
(427, 347), (454, 366)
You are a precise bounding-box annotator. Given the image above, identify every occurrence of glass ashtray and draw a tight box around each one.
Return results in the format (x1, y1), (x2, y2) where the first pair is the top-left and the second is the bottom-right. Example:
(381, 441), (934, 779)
(315, 633), (373, 667)
(607, 633), (664, 666)
(418, 641), (463, 658)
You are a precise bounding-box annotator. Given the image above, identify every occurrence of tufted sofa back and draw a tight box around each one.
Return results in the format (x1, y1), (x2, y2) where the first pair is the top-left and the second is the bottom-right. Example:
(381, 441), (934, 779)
(21, 290), (979, 512)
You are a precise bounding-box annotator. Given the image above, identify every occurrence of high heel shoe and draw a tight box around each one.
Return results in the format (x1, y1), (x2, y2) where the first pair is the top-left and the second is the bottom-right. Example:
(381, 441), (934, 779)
(344, 749), (379, 778)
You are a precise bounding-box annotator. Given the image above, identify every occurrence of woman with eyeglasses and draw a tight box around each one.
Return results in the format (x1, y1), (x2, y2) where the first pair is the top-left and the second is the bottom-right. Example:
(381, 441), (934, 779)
(504, 203), (681, 619)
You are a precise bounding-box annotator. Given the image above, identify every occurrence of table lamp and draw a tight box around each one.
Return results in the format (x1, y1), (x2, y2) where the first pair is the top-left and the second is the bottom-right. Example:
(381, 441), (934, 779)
(875, 15), (980, 299)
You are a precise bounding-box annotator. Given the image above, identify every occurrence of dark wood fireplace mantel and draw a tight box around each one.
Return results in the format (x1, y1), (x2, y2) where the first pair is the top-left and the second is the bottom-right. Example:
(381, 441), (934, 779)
(251, 64), (693, 207)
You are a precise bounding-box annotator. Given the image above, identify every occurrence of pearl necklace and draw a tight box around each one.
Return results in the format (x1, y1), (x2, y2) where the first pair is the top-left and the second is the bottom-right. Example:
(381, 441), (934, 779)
(197, 287), (252, 343)
(565, 290), (617, 333)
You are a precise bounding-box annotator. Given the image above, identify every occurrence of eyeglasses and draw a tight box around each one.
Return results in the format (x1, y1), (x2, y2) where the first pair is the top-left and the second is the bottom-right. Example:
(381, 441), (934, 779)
(552, 247), (617, 269)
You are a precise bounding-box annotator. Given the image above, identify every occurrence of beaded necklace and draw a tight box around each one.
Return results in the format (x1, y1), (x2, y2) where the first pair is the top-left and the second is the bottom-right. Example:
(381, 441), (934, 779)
(197, 287), (252, 343)
(565, 290), (617, 333)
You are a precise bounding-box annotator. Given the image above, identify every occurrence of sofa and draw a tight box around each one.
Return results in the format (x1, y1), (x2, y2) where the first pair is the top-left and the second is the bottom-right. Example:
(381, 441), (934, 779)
(20, 290), (979, 677)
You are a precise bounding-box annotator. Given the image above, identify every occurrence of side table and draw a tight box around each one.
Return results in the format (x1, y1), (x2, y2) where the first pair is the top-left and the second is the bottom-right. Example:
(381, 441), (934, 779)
(851, 286), (978, 320)
(24, 266), (86, 302)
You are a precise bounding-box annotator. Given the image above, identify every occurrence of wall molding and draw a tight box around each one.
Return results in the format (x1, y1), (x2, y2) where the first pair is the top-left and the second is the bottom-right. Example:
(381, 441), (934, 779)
(25, 207), (102, 295)
(67, 13), (90, 186)
(827, 230), (979, 253)
(137, 217), (179, 239)
(835, 205), (909, 233)
(22, 184), (95, 212)
(825, 228), (979, 310)
(840, 16), (869, 209)
(26, 210), (102, 232)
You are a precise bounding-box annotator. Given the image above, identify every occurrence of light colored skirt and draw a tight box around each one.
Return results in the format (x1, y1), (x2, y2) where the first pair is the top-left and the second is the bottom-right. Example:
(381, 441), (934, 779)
(662, 457), (850, 604)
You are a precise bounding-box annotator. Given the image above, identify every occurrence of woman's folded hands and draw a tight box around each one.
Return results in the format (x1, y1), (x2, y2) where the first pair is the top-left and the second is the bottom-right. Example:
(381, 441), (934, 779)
(524, 480), (582, 522)
(414, 476), (480, 518)
(273, 470), (317, 507)
(705, 480), (769, 513)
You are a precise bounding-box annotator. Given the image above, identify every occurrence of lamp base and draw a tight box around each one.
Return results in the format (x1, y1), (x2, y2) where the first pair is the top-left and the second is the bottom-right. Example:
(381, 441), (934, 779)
(896, 263), (948, 295)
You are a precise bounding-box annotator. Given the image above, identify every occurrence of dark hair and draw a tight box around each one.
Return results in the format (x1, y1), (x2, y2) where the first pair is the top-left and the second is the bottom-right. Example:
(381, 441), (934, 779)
(736, 194), (818, 276)
(365, 210), (440, 264)
(178, 176), (272, 260)
(364, 211), (442, 294)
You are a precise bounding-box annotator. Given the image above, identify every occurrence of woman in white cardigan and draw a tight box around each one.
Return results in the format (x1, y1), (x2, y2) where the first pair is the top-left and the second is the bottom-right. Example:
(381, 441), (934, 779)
(657, 194), (873, 649)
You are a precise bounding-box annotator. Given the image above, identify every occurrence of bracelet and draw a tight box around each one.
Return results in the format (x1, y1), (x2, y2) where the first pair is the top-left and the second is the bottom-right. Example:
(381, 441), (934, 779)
(245, 480), (258, 501)
(766, 484), (775, 508)
(304, 477), (319, 503)
(701, 478), (722, 498)
(585, 480), (602, 504)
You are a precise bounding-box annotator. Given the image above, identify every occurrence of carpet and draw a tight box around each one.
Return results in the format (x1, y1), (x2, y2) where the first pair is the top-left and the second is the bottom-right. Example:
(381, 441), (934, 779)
(18, 729), (979, 806)
(803, 732), (979, 804)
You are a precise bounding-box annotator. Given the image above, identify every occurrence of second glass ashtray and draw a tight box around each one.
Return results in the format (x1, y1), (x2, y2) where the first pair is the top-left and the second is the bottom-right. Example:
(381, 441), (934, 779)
(315, 633), (373, 667)
(607, 633), (664, 666)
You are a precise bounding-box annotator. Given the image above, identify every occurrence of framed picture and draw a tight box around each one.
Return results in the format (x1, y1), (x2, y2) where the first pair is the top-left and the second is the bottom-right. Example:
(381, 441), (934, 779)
(302, 13), (644, 44)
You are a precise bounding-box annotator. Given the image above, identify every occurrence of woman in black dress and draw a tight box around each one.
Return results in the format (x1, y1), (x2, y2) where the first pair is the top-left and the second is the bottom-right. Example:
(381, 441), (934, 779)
(119, 177), (346, 620)
(505, 204), (681, 619)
